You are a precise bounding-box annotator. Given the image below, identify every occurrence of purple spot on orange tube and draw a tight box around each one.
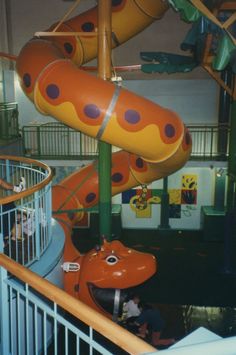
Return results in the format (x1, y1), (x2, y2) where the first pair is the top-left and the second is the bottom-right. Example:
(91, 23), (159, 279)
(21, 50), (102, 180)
(112, 0), (123, 6)
(165, 124), (175, 138)
(82, 22), (94, 32)
(23, 73), (31, 88)
(112, 173), (123, 182)
(86, 192), (96, 203)
(124, 110), (140, 124)
(64, 42), (73, 54)
(46, 84), (60, 99)
(136, 158), (144, 168)
(84, 104), (100, 119)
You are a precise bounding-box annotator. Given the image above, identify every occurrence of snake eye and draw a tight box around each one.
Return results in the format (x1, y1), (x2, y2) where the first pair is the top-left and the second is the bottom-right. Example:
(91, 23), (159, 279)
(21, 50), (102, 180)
(105, 255), (118, 265)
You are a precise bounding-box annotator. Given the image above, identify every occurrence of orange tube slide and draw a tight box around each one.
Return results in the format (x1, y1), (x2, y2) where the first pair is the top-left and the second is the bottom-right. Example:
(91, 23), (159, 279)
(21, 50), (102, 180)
(16, 0), (192, 316)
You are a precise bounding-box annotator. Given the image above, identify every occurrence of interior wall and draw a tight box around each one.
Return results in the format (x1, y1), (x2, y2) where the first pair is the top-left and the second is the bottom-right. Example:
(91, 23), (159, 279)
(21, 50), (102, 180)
(123, 79), (219, 125)
(113, 167), (215, 230)
(50, 163), (223, 231)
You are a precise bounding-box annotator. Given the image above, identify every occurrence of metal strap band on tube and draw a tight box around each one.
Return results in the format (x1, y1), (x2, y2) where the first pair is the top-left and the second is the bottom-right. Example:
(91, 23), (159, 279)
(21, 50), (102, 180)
(96, 85), (121, 140)
(112, 31), (120, 47)
(113, 288), (121, 322)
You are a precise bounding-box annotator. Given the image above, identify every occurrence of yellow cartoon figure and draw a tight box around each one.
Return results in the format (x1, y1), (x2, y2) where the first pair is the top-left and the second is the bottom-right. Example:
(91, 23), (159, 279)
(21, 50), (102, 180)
(182, 175), (197, 190)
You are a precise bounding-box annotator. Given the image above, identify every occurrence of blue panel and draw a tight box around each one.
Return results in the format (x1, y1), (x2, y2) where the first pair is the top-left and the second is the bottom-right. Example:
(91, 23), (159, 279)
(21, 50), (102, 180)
(30, 218), (65, 284)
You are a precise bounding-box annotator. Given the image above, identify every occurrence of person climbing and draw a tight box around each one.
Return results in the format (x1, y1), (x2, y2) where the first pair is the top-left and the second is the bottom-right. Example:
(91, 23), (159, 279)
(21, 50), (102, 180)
(0, 177), (26, 193)
(122, 294), (141, 324)
(135, 303), (175, 348)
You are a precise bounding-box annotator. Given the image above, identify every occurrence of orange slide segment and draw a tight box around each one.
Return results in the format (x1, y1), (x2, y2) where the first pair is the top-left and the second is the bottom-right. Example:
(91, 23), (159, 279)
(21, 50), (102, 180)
(46, 0), (169, 66)
(17, 0), (191, 317)
(17, 43), (190, 164)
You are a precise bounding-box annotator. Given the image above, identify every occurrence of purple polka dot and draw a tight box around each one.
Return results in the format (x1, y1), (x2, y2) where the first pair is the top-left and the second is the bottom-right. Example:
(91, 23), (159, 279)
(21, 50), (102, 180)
(68, 212), (75, 221)
(64, 42), (73, 54)
(124, 110), (140, 124)
(86, 192), (96, 203)
(165, 124), (175, 138)
(23, 73), (31, 88)
(112, 0), (123, 6)
(82, 22), (94, 32)
(136, 158), (144, 169)
(46, 84), (60, 99)
(185, 131), (191, 145)
(84, 104), (101, 119)
(112, 173), (123, 183)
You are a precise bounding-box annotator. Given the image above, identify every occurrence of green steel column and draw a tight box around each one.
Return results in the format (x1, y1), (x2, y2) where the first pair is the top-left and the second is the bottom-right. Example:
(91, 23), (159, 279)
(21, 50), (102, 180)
(159, 177), (170, 229)
(97, 0), (112, 242)
(223, 100), (236, 273)
(227, 101), (236, 212)
(214, 169), (226, 211)
(217, 69), (232, 156)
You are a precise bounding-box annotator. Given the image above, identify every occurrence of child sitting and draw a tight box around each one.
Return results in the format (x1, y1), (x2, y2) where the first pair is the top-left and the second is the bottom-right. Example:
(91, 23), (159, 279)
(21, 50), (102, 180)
(10, 210), (35, 241)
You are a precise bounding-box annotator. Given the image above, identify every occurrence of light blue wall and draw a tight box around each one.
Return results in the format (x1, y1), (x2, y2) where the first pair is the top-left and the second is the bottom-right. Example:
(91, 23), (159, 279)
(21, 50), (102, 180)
(2, 70), (15, 102)
(123, 79), (219, 125)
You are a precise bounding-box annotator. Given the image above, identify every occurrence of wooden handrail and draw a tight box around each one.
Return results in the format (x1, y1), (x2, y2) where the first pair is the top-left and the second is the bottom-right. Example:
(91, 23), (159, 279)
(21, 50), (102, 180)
(0, 254), (156, 355)
(0, 155), (53, 205)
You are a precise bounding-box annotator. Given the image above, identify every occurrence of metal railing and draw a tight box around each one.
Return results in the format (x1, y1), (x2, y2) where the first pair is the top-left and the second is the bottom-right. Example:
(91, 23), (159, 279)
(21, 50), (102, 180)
(22, 122), (99, 160)
(22, 122), (230, 161)
(189, 124), (229, 160)
(0, 102), (20, 140)
(0, 254), (156, 355)
(0, 156), (53, 266)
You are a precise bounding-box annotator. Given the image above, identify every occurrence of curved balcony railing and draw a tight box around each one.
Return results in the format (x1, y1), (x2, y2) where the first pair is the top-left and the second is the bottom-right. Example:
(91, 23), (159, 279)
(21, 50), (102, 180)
(0, 155), (53, 266)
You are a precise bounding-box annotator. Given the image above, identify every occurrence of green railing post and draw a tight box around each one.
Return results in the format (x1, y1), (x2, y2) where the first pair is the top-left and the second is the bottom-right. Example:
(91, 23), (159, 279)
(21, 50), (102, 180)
(79, 132), (82, 156)
(22, 126), (26, 155)
(37, 126), (41, 157)
(159, 177), (170, 229)
(210, 127), (213, 159)
(67, 126), (70, 156)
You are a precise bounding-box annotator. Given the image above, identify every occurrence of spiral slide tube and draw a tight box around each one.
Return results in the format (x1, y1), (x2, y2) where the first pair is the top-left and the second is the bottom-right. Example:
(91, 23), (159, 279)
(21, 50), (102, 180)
(16, 0), (192, 316)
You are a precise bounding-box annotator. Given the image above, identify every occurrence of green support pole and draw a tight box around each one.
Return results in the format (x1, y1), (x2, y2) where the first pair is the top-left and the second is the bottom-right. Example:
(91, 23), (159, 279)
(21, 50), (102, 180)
(223, 100), (236, 273)
(214, 169), (226, 211)
(98, 0), (112, 242)
(217, 69), (232, 157)
(99, 142), (112, 240)
(227, 101), (236, 212)
(159, 177), (170, 230)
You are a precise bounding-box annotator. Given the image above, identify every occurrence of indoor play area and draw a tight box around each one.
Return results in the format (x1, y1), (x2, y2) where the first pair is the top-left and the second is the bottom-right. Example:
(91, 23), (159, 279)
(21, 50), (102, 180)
(0, 0), (236, 354)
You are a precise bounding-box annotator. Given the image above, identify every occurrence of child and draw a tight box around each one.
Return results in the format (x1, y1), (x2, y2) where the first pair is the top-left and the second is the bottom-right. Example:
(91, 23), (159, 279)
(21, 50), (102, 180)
(0, 177), (26, 243)
(0, 177), (26, 193)
(10, 210), (35, 241)
(123, 294), (141, 323)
